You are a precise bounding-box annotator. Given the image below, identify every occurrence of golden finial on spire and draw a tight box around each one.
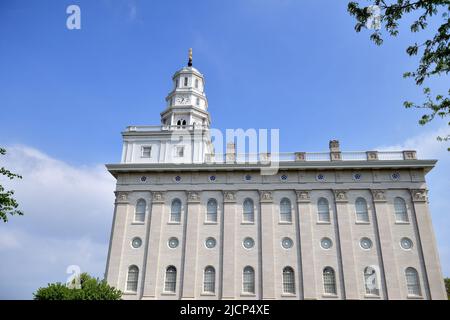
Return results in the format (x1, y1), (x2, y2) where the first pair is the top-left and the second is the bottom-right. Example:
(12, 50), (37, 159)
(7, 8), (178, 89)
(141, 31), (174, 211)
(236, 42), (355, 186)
(188, 48), (193, 67)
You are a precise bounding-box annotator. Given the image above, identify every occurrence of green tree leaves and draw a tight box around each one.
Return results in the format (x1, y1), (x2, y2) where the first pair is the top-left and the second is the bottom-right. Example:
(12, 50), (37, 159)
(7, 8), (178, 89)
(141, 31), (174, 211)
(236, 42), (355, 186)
(348, 1), (450, 148)
(0, 147), (23, 223)
(33, 273), (122, 300)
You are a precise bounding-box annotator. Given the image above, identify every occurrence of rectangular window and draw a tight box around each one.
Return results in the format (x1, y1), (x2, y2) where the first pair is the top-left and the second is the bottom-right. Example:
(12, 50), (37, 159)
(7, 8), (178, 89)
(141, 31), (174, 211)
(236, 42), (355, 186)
(195, 78), (199, 88)
(142, 146), (151, 158)
(175, 146), (184, 157)
(184, 77), (188, 86)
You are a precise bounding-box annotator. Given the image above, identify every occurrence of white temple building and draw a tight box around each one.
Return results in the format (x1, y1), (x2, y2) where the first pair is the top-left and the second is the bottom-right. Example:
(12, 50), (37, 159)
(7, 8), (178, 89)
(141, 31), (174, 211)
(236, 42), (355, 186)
(105, 50), (447, 300)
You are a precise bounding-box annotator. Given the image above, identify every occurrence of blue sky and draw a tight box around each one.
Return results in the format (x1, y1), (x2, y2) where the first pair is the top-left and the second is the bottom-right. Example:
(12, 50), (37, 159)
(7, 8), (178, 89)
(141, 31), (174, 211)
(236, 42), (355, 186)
(0, 0), (448, 299)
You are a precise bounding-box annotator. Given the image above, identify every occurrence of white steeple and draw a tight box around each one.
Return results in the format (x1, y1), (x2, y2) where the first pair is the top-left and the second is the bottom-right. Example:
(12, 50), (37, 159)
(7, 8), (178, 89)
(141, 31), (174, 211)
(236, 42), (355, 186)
(161, 48), (210, 129)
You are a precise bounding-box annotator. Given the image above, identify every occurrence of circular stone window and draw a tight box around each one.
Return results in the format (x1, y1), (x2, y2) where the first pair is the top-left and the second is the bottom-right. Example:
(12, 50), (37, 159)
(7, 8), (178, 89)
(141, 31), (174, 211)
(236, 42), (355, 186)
(400, 237), (413, 250)
(360, 237), (373, 250)
(280, 174), (288, 181)
(320, 237), (332, 250)
(281, 237), (293, 249)
(352, 173), (362, 181)
(174, 175), (182, 182)
(131, 237), (142, 248)
(168, 237), (179, 249)
(391, 172), (401, 181)
(140, 176), (147, 182)
(243, 237), (255, 249)
(244, 174), (252, 181)
(209, 175), (216, 182)
(316, 173), (325, 182)
(205, 237), (216, 249)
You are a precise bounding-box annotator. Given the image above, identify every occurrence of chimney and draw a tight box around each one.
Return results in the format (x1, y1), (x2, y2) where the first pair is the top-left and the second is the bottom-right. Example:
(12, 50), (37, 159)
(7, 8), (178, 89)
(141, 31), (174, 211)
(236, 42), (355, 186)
(329, 140), (342, 161)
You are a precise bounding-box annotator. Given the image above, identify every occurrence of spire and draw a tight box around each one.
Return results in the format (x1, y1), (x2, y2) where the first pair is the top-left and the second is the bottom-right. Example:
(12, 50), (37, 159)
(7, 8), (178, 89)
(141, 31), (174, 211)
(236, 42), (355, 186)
(188, 48), (193, 67)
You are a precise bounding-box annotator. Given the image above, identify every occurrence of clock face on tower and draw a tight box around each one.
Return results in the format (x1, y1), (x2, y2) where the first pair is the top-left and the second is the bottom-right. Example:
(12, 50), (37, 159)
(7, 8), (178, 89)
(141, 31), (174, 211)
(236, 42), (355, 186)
(176, 96), (190, 105)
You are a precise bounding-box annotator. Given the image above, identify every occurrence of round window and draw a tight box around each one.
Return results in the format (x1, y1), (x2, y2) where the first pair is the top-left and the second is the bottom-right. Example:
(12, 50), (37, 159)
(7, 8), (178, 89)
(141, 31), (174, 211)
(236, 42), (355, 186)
(174, 175), (182, 182)
(281, 237), (293, 249)
(243, 237), (255, 249)
(205, 237), (216, 249)
(320, 237), (332, 249)
(391, 172), (400, 181)
(168, 237), (179, 249)
(316, 173), (325, 181)
(140, 176), (147, 182)
(209, 175), (216, 182)
(244, 174), (252, 181)
(131, 237), (142, 248)
(353, 173), (362, 181)
(360, 237), (373, 250)
(400, 237), (413, 250)
(280, 174), (288, 181)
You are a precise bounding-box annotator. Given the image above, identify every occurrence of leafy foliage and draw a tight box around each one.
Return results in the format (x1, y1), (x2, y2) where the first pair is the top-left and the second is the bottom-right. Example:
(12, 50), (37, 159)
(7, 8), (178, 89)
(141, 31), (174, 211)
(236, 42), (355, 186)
(33, 273), (122, 300)
(445, 277), (450, 299)
(348, 1), (450, 149)
(0, 147), (23, 222)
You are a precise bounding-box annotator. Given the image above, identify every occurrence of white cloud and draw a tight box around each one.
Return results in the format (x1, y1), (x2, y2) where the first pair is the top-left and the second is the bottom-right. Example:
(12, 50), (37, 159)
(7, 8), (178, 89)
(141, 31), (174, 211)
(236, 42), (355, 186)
(0, 145), (115, 299)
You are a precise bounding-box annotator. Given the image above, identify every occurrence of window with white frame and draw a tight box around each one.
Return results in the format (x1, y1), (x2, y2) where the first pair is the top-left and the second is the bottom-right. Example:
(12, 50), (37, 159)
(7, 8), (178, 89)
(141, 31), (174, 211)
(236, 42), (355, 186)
(195, 78), (199, 88)
(364, 266), (379, 295)
(135, 199), (146, 222)
(203, 266), (215, 293)
(242, 266), (255, 294)
(323, 267), (337, 295)
(164, 266), (177, 293)
(175, 146), (184, 157)
(243, 198), (254, 223)
(394, 197), (408, 222)
(355, 197), (369, 222)
(405, 267), (421, 296)
(141, 146), (152, 158)
(206, 199), (218, 222)
(282, 267), (295, 294)
(317, 198), (330, 222)
(170, 199), (181, 223)
(184, 77), (188, 86)
(280, 198), (292, 222)
(126, 265), (139, 292)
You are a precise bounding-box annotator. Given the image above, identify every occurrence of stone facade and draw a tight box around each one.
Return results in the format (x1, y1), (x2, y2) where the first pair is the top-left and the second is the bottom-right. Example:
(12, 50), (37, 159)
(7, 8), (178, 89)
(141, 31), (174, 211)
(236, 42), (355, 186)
(104, 55), (447, 300)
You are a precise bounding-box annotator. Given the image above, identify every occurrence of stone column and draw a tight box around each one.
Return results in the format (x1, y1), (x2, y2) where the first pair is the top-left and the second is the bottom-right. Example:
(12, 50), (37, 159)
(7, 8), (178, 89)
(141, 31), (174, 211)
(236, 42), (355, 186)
(181, 191), (202, 299)
(296, 190), (317, 299)
(371, 189), (401, 299)
(222, 191), (237, 299)
(333, 190), (359, 299)
(260, 190), (276, 299)
(105, 191), (129, 289)
(410, 189), (447, 300)
(142, 191), (165, 299)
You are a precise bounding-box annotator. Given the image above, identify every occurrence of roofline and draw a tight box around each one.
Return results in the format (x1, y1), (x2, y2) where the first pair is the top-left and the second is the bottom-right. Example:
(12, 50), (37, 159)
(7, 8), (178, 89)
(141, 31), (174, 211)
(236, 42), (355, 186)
(105, 159), (437, 178)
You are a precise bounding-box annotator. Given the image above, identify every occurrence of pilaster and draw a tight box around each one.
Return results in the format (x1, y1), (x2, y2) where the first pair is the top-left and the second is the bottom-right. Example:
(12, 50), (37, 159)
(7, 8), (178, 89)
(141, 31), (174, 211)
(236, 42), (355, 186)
(259, 190), (276, 299)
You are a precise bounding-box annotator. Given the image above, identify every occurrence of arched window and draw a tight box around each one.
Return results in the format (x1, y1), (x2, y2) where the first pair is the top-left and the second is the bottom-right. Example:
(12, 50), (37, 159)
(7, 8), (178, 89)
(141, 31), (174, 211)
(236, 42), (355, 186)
(355, 197), (369, 222)
(243, 198), (254, 223)
(394, 197), (408, 222)
(243, 266), (255, 294)
(164, 266), (177, 293)
(182, 120), (186, 126)
(364, 266), (379, 295)
(318, 198), (330, 222)
(203, 266), (215, 293)
(323, 267), (337, 294)
(135, 199), (146, 222)
(176, 120), (181, 128)
(206, 199), (218, 222)
(126, 265), (139, 292)
(171, 199), (181, 223)
(405, 267), (421, 296)
(280, 198), (292, 222)
(282, 267), (295, 294)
